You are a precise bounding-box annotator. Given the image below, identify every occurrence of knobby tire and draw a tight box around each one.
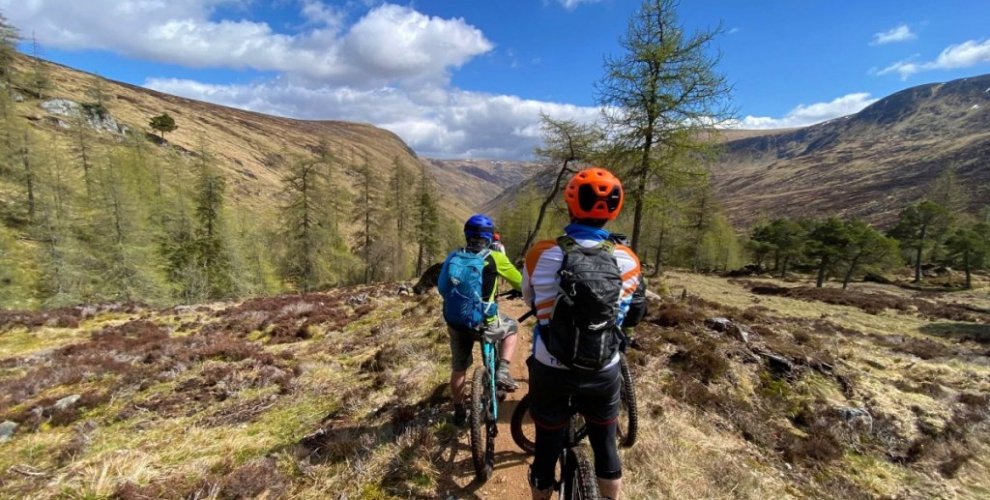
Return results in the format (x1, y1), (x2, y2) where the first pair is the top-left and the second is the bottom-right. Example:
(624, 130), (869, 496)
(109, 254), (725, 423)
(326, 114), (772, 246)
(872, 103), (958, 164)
(618, 354), (638, 448)
(470, 366), (494, 481)
(562, 447), (600, 500)
(510, 354), (639, 455)
(510, 394), (536, 454)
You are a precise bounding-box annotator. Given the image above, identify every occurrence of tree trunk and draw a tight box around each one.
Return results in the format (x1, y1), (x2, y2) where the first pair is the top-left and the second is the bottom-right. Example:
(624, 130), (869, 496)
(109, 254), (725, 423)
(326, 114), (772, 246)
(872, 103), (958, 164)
(964, 250), (972, 289)
(519, 159), (572, 260)
(816, 256), (828, 288)
(842, 253), (862, 290)
(21, 132), (35, 219)
(780, 255), (790, 278)
(630, 165), (648, 253)
(649, 225), (666, 277)
(913, 225), (927, 283)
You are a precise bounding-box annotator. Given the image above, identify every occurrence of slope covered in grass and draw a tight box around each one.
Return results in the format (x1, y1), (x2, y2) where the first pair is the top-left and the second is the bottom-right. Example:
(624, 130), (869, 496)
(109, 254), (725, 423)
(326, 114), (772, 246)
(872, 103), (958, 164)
(0, 273), (988, 498)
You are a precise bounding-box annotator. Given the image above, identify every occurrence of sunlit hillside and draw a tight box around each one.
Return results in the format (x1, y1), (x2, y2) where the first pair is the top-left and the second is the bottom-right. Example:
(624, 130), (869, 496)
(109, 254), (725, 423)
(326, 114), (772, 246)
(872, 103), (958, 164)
(1, 271), (987, 498)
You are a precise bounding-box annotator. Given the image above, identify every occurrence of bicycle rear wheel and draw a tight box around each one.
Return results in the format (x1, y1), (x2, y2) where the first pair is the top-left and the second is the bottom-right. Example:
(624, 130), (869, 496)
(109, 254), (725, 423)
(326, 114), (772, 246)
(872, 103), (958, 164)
(470, 366), (494, 480)
(618, 354), (638, 448)
(510, 393), (536, 454)
(570, 355), (638, 448)
(561, 447), (600, 500)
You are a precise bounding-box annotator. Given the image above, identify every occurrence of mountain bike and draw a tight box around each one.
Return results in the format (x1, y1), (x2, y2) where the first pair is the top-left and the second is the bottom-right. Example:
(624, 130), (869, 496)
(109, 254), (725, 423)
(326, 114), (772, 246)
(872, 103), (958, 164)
(469, 325), (508, 481)
(517, 398), (601, 499)
(510, 353), (638, 454)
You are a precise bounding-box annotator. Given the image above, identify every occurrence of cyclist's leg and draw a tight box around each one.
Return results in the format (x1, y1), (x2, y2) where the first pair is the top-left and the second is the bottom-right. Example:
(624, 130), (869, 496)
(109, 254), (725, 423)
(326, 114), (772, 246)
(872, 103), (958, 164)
(527, 357), (571, 495)
(448, 326), (474, 423)
(576, 362), (623, 498)
(496, 314), (520, 389)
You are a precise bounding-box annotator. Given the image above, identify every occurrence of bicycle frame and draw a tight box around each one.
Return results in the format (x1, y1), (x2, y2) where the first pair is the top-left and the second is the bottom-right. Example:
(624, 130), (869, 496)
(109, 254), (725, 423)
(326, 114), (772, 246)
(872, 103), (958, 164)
(482, 340), (498, 420)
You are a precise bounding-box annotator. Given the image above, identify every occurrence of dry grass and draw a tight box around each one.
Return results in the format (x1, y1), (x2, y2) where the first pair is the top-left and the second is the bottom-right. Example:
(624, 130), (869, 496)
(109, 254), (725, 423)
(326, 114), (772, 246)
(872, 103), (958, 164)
(2, 273), (989, 498)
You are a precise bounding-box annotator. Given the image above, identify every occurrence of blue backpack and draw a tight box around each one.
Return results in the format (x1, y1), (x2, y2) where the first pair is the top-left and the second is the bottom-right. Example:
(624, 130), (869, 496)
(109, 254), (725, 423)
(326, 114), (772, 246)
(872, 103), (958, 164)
(441, 249), (493, 330)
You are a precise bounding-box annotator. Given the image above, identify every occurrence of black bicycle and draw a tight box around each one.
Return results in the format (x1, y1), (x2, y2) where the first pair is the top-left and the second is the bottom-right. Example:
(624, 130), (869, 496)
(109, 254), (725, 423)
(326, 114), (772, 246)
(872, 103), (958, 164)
(469, 326), (508, 481)
(510, 353), (638, 454)
(511, 394), (601, 499)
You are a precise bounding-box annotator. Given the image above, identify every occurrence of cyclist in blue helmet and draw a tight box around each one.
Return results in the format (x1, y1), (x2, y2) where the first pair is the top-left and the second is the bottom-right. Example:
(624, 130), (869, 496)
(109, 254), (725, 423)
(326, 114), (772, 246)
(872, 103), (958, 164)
(437, 214), (523, 426)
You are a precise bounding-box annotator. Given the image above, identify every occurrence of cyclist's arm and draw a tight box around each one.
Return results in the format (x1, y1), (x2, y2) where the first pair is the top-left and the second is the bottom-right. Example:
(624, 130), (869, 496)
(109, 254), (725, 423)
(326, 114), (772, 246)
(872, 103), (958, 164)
(491, 251), (523, 291)
(624, 276), (647, 328)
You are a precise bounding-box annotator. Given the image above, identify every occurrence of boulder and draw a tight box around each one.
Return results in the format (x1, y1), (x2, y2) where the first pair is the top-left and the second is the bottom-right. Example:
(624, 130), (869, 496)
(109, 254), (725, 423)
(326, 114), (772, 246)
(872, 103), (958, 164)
(0, 420), (17, 442)
(837, 406), (873, 433)
(704, 317), (751, 343)
(54, 394), (82, 412)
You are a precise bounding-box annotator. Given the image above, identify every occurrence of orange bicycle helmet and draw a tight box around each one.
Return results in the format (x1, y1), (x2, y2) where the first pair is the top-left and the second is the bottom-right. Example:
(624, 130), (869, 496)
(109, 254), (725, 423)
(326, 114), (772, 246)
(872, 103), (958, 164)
(563, 167), (623, 221)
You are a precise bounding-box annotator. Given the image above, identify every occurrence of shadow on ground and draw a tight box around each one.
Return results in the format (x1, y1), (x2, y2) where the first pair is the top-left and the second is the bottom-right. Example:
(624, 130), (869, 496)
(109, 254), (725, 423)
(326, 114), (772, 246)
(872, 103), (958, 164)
(920, 322), (990, 344)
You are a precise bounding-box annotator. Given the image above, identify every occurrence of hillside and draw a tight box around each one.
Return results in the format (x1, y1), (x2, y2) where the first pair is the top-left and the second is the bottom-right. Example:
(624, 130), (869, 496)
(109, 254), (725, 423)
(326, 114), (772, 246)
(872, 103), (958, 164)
(1, 272), (988, 497)
(712, 74), (990, 226)
(8, 54), (485, 222)
(423, 158), (542, 210)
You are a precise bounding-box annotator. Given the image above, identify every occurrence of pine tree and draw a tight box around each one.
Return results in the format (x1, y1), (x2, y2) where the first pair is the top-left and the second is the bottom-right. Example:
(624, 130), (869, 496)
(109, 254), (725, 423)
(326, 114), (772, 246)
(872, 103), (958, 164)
(889, 200), (951, 283)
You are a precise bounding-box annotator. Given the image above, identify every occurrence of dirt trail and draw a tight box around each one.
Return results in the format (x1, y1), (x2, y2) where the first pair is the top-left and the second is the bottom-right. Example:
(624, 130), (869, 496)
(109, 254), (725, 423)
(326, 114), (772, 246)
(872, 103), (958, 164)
(438, 300), (535, 499)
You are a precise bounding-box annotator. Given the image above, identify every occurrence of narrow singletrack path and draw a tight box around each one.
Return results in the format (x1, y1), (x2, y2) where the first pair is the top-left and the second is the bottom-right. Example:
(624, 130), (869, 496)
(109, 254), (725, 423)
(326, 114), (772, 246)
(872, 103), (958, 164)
(439, 300), (535, 499)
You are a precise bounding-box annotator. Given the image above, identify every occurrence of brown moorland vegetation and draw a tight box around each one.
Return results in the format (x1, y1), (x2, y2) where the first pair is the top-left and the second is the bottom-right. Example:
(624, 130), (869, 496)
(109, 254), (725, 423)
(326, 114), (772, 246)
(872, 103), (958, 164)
(0, 272), (988, 498)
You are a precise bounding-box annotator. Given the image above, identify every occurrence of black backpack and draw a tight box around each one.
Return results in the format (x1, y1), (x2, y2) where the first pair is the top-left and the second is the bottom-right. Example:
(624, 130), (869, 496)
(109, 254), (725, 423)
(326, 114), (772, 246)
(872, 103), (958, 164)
(546, 236), (623, 371)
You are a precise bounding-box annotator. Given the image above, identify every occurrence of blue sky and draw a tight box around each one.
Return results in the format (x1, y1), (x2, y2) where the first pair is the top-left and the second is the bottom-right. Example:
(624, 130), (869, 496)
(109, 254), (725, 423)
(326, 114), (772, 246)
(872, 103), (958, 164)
(3, 0), (990, 159)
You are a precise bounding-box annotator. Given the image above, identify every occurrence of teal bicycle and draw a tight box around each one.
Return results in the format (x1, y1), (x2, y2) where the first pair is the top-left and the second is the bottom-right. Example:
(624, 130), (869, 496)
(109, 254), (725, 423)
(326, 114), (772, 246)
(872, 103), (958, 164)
(469, 324), (511, 480)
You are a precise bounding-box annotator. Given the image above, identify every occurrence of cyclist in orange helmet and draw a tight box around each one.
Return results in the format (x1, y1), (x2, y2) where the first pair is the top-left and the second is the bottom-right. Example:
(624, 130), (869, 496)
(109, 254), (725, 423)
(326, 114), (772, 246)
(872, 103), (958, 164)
(523, 167), (644, 500)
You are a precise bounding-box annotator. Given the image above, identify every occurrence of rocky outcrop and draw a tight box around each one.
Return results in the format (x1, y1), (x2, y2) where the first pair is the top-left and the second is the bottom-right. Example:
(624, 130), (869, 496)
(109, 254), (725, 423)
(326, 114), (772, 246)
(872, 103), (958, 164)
(40, 98), (129, 135)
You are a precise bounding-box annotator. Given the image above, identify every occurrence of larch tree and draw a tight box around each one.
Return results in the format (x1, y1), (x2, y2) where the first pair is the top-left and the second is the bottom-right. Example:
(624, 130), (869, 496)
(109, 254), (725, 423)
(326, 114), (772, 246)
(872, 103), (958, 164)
(279, 152), (336, 291)
(414, 161), (440, 276)
(0, 12), (19, 90)
(519, 113), (602, 260)
(597, 0), (733, 252)
(387, 156), (412, 279)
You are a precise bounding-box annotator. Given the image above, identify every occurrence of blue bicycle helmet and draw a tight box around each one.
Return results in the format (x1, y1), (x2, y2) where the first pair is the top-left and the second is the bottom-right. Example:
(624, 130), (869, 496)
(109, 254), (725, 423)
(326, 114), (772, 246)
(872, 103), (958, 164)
(464, 214), (495, 242)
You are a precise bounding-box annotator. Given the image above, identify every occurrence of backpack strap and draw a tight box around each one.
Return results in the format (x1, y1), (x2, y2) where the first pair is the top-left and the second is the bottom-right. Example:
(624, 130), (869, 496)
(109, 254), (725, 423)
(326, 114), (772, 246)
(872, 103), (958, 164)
(555, 235), (616, 254)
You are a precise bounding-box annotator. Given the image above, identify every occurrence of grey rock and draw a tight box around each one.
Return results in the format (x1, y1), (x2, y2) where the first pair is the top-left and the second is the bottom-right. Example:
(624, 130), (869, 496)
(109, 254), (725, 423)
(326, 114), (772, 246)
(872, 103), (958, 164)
(704, 317), (751, 343)
(0, 420), (17, 442)
(346, 293), (369, 306)
(705, 317), (733, 332)
(54, 394), (82, 412)
(837, 407), (873, 433)
(41, 98), (82, 117)
(40, 98), (128, 135)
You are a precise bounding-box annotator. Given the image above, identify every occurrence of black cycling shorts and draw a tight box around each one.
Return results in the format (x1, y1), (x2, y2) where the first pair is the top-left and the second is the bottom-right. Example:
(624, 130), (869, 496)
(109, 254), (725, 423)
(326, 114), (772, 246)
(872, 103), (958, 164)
(526, 356), (621, 428)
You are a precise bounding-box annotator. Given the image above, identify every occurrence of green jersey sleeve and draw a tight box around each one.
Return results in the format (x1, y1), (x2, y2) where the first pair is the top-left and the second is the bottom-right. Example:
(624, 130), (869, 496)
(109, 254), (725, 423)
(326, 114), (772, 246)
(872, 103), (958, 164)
(491, 250), (523, 291)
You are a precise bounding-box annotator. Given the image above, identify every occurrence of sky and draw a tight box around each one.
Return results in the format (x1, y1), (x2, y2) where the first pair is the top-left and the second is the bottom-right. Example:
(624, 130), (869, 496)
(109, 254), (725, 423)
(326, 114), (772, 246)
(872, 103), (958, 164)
(3, 0), (990, 160)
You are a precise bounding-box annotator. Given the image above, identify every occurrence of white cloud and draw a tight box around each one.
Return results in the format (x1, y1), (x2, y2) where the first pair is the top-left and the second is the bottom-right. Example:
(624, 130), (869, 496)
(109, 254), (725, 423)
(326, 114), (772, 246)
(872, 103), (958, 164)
(735, 93), (878, 129)
(0, 1), (493, 87)
(871, 24), (916, 45)
(146, 78), (600, 159)
(555, 0), (602, 10)
(879, 38), (990, 79)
